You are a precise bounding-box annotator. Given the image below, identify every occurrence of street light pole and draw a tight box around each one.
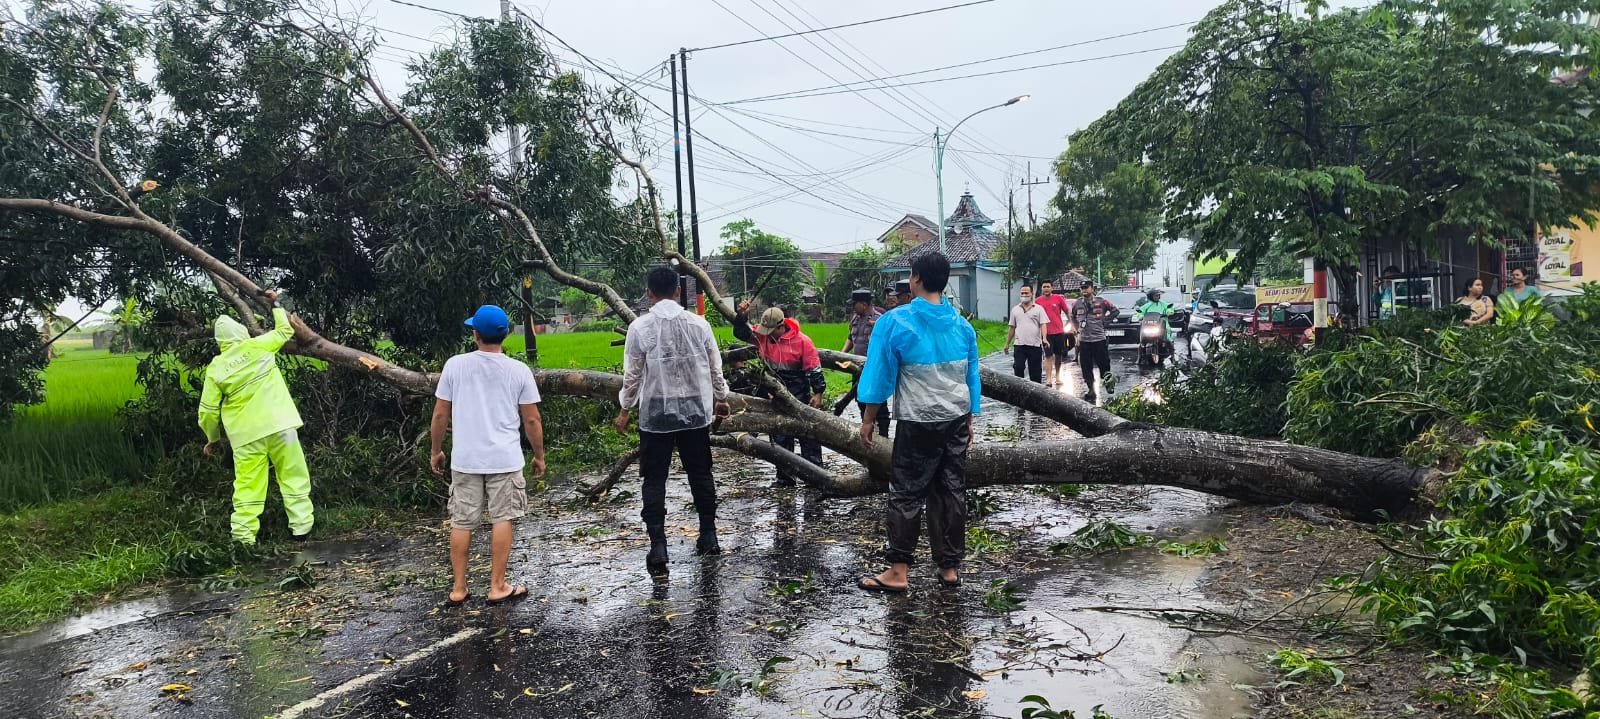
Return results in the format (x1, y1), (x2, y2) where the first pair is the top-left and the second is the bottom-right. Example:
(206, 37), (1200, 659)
(935, 95), (1029, 255)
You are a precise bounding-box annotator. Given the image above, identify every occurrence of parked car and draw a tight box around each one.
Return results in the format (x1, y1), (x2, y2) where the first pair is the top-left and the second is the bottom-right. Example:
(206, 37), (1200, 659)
(1099, 290), (1150, 345)
(1191, 285), (1258, 334)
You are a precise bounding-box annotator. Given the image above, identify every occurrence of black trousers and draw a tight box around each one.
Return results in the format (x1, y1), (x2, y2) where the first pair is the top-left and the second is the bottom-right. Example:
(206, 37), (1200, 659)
(1012, 345), (1043, 383)
(1078, 339), (1110, 396)
(858, 398), (890, 437)
(771, 433), (824, 482)
(885, 417), (970, 569)
(639, 427), (716, 528)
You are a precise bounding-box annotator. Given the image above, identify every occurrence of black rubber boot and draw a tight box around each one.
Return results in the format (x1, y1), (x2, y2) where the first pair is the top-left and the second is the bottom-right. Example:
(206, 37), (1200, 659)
(646, 524), (669, 574)
(696, 519), (722, 556)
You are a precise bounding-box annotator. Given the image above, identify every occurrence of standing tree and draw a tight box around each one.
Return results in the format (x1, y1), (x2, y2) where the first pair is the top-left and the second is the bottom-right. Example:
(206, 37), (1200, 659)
(716, 218), (803, 310)
(1087, 0), (1600, 314)
(1011, 136), (1163, 285)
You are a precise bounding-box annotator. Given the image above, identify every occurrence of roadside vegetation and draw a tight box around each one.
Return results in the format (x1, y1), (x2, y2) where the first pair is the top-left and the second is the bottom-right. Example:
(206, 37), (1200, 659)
(1113, 288), (1600, 718)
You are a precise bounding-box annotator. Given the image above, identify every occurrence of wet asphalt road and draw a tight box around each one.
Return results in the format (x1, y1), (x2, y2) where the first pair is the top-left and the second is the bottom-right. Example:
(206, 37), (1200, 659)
(1, 341), (1253, 719)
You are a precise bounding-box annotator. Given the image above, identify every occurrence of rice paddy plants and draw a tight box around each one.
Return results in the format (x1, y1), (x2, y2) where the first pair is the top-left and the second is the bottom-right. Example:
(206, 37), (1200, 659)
(0, 348), (147, 510)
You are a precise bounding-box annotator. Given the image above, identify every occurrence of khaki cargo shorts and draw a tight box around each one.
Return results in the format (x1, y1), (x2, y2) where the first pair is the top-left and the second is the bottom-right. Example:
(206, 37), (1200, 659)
(449, 470), (528, 530)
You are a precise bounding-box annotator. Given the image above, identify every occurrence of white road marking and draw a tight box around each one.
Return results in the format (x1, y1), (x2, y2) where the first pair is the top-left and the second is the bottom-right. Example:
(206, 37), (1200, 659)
(276, 627), (485, 719)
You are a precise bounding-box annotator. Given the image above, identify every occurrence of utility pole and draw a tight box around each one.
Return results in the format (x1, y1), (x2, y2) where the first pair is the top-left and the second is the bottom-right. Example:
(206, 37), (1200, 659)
(670, 55), (688, 308)
(1020, 162), (1050, 231)
(680, 49), (704, 314)
(1007, 188), (1017, 310)
(503, 0), (535, 361)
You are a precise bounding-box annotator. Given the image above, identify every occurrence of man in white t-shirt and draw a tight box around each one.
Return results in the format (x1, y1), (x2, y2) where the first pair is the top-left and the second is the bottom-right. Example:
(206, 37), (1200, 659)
(429, 305), (545, 606)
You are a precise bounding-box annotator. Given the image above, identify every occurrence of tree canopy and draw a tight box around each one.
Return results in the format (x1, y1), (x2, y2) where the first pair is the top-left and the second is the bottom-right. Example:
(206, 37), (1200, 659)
(1010, 137), (1162, 286)
(1082, 0), (1600, 303)
(0, 0), (660, 414)
(715, 218), (804, 310)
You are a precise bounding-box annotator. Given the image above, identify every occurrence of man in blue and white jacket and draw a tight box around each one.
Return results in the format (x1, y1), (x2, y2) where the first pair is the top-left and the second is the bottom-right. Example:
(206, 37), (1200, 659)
(855, 253), (982, 593)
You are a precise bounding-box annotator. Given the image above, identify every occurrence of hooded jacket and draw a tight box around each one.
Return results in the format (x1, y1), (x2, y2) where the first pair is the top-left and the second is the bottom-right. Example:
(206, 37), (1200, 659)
(197, 308), (303, 447)
(733, 315), (827, 399)
(857, 297), (981, 422)
(619, 299), (730, 433)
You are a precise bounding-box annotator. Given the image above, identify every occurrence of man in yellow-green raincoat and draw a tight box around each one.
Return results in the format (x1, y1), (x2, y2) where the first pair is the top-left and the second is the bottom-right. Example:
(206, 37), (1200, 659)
(197, 290), (314, 544)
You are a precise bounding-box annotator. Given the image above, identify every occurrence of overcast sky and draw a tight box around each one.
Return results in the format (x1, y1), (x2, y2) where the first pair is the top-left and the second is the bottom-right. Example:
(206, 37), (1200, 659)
(360, 0), (1216, 255)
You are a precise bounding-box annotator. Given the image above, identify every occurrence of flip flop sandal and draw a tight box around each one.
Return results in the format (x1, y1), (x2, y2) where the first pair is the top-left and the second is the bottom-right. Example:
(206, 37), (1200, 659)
(487, 586), (529, 606)
(444, 592), (473, 607)
(858, 577), (909, 594)
(934, 573), (962, 588)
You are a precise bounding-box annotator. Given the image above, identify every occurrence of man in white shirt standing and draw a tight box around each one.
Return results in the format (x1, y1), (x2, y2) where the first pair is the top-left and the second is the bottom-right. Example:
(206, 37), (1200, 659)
(1005, 285), (1049, 383)
(430, 305), (545, 606)
(616, 266), (731, 575)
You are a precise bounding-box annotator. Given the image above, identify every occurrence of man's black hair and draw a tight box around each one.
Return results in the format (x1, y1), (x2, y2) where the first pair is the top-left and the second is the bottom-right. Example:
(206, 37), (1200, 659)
(478, 330), (509, 345)
(910, 253), (951, 293)
(647, 265), (679, 298)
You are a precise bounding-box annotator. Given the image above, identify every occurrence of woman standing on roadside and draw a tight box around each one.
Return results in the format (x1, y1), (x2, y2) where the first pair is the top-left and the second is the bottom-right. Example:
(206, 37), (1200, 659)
(1459, 278), (1495, 326)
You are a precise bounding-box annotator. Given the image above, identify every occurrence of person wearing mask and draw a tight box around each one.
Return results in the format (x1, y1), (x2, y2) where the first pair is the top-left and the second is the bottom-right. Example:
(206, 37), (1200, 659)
(1033, 280), (1074, 386)
(199, 290), (315, 546)
(617, 266), (731, 574)
(856, 253), (981, 593)
(1459, 278), (1495, 326)
(430, 305), (545, 605)
(1005, 285), (1048, 383)
(843, 288), (889, 438)
(1501, 267), (1540, 307)
(1070, 281), (1120, 404)
(735, 303), (827, 487)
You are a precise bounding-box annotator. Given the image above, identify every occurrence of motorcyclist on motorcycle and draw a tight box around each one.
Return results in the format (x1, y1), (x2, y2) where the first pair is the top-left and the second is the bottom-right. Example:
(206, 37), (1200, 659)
(1136, 289), (1176, 343)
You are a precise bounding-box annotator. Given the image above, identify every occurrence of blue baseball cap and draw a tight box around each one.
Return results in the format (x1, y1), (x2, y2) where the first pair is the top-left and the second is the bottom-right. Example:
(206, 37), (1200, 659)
(464, 305), (510, 337)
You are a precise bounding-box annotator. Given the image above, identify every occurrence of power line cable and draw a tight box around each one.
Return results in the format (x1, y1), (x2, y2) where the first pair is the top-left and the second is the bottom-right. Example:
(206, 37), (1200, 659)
(723, 18), (1197, 104)
(755, 0), (1017, 177)
(688, 0), (995, 52)
(722, 44), (1186, 103)
(518, 7), (903, 224)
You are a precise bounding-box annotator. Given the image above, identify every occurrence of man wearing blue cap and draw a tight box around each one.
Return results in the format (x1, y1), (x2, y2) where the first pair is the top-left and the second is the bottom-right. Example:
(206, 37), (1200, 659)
(429, 305), (545, 606)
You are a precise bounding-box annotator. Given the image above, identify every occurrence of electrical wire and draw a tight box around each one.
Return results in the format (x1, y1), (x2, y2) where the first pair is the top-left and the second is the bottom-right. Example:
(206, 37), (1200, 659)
(722, 18), (1197, 104)
(722, 45), (1186, 104)
(751, 0), (1017, 178)
(688, 0), (995, 52)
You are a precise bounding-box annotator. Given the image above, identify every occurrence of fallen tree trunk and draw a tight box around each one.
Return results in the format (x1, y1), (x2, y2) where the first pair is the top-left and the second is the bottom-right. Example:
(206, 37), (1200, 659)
(528, 369), (1428, 517)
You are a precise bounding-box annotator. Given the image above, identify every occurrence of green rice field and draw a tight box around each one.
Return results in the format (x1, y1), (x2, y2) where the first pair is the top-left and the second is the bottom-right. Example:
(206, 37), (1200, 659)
(0, 344), (146, 511)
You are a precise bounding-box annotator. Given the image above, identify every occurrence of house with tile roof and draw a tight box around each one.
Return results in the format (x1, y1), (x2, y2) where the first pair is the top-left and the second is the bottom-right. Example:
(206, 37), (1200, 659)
(873, 213), (940, 248)
(880, 192), (1012, 322)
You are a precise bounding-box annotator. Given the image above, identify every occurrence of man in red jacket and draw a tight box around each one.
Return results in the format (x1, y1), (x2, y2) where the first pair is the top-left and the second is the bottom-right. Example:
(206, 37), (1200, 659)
(735, 303), (827, 486)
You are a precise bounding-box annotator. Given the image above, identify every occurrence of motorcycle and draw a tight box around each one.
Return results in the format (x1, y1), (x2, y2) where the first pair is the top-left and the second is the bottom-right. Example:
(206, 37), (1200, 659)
(1137, 308), (1191, 368)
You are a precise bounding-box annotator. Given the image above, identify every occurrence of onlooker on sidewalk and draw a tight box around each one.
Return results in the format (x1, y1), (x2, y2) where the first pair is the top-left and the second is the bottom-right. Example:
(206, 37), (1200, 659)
(1459, 278), (1495, 326)
(1070, 281), (1120, 404)
(616, 267), (731, 574)
(855, 252), (981, 593)
(429, 305), (545, 606)
(1500, 266), (1540, 309)
(843, 288), (889, 438)
(199, 290), (315, 546)
(1005, 285), (1048, 383)
(1034, 280), (1074, 385)
(735, 303), (828, 486)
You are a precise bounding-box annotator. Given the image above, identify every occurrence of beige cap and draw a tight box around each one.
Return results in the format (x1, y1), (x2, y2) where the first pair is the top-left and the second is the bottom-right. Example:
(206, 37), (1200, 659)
(753, 307), (787, 335)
